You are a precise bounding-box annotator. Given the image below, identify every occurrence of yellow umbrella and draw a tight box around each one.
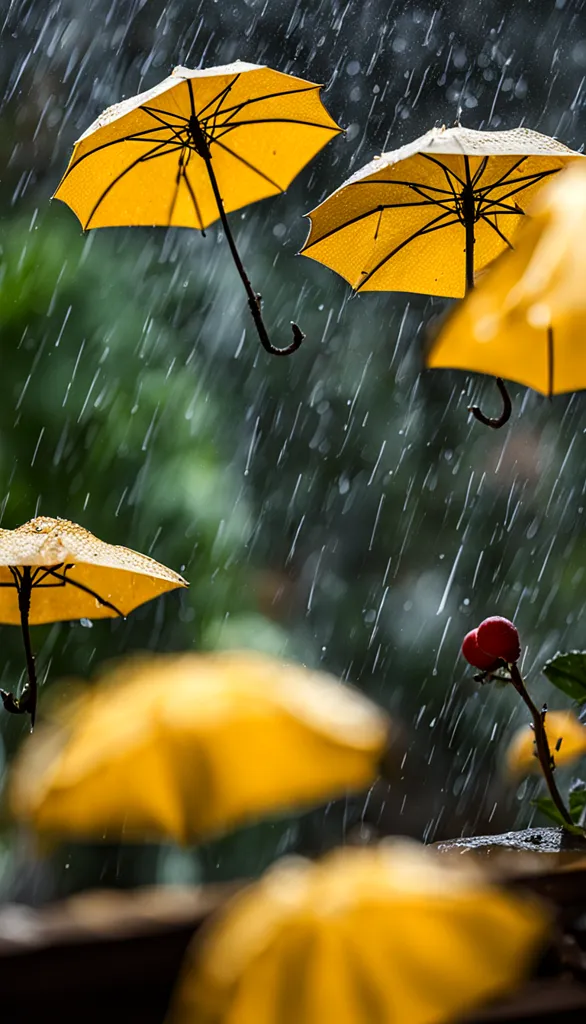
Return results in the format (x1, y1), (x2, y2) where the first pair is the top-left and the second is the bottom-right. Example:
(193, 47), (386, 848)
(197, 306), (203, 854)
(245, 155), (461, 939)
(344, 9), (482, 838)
(10, 650), (391, 843)
(54, 61), (342, 356)
(168, 840), (549, 1024)
(0, 516), (187, 726)
(427, 162), (586, 398)
(301, 124), (582, 423)
(506, 710), (586, 776)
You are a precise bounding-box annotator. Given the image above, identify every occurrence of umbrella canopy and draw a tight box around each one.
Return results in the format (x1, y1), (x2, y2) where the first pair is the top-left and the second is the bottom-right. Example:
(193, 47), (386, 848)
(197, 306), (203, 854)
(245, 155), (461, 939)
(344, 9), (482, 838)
(0, 515), (187, 625)
(11, 650), (391, 844)
(54, 61), (341, 232)
(301, 125), (582, 299)
(0, 516), (187, 726)
(169, 841), (549, 1024)
(54, 61), (342, 356)
(427, 162), (586, 395)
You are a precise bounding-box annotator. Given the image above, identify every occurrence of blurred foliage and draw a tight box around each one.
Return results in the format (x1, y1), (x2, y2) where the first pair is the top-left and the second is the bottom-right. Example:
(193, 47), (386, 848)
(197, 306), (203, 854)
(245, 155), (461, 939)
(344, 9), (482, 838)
(0, 0), (586, 896)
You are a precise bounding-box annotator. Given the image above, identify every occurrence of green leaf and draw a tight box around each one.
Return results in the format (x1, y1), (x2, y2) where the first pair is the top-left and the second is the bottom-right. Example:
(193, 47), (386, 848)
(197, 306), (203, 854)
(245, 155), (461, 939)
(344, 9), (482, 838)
(532, 796), (586, 835)
(569, 781), (586, 824)
(542, 651), (586, 704)
(532, 796), (568, 827)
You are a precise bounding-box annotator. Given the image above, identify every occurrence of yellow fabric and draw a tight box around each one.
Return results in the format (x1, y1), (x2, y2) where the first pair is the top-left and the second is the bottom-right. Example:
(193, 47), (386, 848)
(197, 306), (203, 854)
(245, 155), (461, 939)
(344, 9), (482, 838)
(301, 125), (582, 298)
(506, 709), (586, 775)
(169, 841), (549, 1024)
(0, 516), (187, 624)
(54, 62), (341, 231)
(427, 163), (586, 394)
(10, 651), (390, 844)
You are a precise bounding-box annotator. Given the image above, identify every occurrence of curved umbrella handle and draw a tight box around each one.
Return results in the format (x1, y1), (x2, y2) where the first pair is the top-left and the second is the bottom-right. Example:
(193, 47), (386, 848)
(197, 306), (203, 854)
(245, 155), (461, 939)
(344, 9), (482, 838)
(469, 377), (512, 429)
(248, 293), (305, 356)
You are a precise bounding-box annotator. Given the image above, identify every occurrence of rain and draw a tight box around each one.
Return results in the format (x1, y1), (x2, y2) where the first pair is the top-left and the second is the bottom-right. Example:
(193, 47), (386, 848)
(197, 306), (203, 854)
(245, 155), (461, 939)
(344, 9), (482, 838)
(1, 0), (586, 1019)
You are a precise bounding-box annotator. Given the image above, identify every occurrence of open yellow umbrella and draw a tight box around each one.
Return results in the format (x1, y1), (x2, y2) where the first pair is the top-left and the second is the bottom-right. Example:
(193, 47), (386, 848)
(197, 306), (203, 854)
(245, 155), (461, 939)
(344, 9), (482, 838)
(427, 162), (586, 398)
(54, 61), (342, 356)
(10, 650), (391, 843)
(301, 124), (582, 422)
(0, 516), (187, 726)
(169, 841), (549, 1024)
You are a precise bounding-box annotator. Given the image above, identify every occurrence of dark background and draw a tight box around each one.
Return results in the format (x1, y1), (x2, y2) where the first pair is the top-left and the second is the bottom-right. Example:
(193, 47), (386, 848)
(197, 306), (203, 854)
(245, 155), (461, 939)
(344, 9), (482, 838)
(1, 0), (586, 896)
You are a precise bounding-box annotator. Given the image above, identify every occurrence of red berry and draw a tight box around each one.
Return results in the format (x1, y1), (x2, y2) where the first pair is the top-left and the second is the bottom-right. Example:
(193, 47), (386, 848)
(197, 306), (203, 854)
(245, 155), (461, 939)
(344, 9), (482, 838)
(477, 616), (521, 664)
(461, 629), (499, 671)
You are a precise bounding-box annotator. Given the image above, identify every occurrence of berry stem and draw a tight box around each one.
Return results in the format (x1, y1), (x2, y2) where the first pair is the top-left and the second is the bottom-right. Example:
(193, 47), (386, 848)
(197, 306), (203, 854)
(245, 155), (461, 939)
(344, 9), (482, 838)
(509, 663), (573, 828)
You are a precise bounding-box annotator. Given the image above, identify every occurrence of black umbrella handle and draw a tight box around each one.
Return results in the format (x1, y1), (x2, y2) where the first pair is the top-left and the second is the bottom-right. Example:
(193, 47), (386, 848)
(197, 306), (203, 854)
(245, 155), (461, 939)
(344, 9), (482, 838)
(469, 377), (512, 429)
(188, 105), (305, 357)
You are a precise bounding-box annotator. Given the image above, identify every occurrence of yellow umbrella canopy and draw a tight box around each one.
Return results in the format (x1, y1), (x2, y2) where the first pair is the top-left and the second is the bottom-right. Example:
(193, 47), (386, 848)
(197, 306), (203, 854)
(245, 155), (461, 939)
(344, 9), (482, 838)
(0, 516), (187, 725)
(427, 162), (586, 396)
(169, 841), (549, 1024)
(54, 61), (342, 356)
(10, 650), (391, 844)
(301, 124), (582, 299)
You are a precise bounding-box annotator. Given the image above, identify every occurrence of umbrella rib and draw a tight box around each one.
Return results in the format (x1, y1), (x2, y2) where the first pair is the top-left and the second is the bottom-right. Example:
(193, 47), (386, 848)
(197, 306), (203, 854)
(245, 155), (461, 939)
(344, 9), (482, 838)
(83, 141), (173, 228)
(210, 117), (341, 141)
(300, 202), (441, 252)
(56, 130), (171, 185)
(204, 84), (322, 121)
(480, 170), (560, 208)
(474, 157), (528, 195)
(350, 179), (454, 196)
(142, 104), (188, 124)
(41, 567), (125, 617)
(479, 213), (514, 249)
(168, 152), (185, 226)
(356, 211), (459, 291)
(210, 136), (283, 192)
(180, 162), (205, 231)
(196, 74), (241, 120)
(471, 156), (489, 187)
(421, 153), (466, 188)
(477, 198), (526, 216)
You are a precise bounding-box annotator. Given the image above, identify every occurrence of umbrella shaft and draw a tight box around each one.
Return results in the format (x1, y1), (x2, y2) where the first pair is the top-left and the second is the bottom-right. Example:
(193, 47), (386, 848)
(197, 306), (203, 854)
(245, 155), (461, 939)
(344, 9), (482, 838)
(17, 566), (38, 727)
(462, 189), (475, 292)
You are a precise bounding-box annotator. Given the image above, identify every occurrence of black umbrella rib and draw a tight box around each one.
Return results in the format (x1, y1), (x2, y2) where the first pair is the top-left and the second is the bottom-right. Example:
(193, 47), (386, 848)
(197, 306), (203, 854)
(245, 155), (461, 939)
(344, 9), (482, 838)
(83, 142), (172, 228)
(477, 198), (526, 216)
(195, 75), (241, 120)
(41, 568), (125, 617)
(351, 179), (454, 196)
(356, 211), (459, 291)
(300, 202), (442, 251)
(471, 156), (489, 187)
(207, 84), (321, 122)
(421, 154), (466, 188)
(481, 169), (560, 207)
(211, 117), (341, 141)
(57, 125), (181, 186)
(210, 137), (283, 191)
(142, 105), (188, 124)
(180, 164), (206, 230)
(474, 156), (528, 194)
(480, 214), (514, 249)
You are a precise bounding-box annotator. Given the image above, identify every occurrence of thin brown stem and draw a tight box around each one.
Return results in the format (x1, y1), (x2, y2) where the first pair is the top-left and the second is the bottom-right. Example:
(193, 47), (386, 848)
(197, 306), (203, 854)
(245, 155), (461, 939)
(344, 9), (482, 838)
(509, 662), (572, 827)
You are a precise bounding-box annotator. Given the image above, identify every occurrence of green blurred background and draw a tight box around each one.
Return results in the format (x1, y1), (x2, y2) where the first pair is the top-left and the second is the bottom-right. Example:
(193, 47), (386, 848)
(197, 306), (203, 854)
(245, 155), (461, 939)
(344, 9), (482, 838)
(1, 0), (586, 898)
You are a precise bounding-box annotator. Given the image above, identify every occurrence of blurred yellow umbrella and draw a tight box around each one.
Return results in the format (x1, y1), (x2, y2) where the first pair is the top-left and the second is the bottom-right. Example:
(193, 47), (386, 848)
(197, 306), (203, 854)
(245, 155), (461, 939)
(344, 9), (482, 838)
(301, 124), (582, 424)
(11, 650), (391, 843)
(54, 61), (342, 356)
(507, 710), (586, 776)
(169, 840), (549, 1024)
(0, 516), (187, 726)
(427, 162), (586, 397)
